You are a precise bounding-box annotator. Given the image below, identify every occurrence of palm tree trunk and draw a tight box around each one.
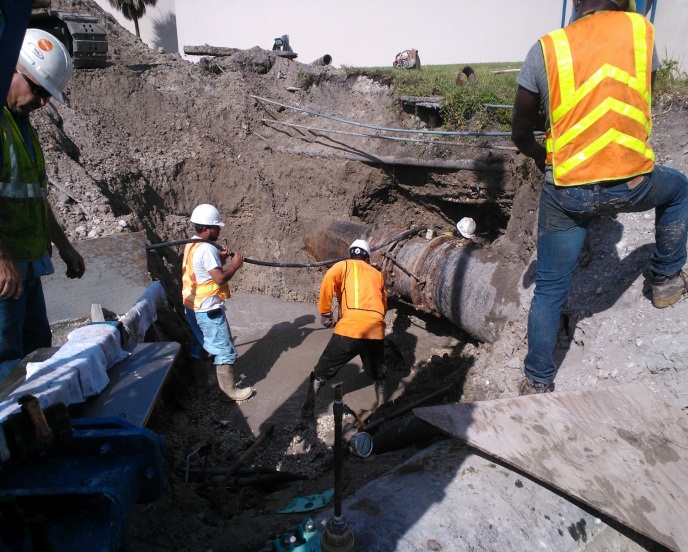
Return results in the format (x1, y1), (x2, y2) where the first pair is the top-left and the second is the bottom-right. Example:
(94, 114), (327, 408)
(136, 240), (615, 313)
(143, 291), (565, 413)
(134, 16), (140, 38)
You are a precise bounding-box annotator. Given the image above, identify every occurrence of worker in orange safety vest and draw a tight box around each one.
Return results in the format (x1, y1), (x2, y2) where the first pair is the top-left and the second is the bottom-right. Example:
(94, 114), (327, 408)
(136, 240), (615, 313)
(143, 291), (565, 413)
(301, 239), (388, 418)
(511, 0), (688, 395)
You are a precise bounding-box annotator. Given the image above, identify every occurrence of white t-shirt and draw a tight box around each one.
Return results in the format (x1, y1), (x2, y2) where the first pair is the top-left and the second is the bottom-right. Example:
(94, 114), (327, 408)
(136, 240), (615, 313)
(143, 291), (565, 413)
(191, 240), (225, 312)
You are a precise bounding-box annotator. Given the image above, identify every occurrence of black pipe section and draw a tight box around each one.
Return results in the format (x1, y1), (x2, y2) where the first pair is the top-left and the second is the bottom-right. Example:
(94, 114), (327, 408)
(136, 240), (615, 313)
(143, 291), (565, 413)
(310, 54), (332, 66)
(333, 385), (343, 517)
(365, 381), (457, 431)
(306, 222), (526, 343)
(372, 414), (443, 455)
(321, 384), (355, 552)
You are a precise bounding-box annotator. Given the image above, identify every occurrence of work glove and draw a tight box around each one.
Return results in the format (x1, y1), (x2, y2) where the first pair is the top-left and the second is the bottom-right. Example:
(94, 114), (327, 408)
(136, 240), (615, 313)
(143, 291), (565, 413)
(320, 312), (334, 328)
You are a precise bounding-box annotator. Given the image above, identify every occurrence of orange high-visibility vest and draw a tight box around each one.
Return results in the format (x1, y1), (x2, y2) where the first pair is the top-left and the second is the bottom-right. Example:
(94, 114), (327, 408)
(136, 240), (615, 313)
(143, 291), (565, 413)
(319, 259), (387, 340)
(182, 242), (230, 310)
(541, 10), (654, 186)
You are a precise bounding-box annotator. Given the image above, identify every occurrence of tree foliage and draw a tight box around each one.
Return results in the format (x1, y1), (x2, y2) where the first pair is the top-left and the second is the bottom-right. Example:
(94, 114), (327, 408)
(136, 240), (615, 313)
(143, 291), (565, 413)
(107, 0), (157, 38)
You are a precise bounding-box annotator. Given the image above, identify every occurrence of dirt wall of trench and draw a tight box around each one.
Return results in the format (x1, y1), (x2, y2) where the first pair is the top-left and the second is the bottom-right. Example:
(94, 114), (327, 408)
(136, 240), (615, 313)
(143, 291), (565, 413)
(35, 0), (538, 330)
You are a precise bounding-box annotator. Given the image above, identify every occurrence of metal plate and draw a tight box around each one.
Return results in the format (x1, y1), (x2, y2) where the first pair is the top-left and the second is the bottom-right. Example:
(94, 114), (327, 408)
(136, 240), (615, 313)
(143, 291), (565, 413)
(72, 342), (180, 428)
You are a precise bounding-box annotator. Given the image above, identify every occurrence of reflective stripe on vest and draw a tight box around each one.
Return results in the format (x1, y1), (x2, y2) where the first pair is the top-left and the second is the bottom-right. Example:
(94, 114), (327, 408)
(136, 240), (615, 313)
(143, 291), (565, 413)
(181, 242), (230, 309)
(0, 181), (46, 198)
(0, 107), (50, 262)
(342, 260), (385, 316)
(541, 11), (654, 186)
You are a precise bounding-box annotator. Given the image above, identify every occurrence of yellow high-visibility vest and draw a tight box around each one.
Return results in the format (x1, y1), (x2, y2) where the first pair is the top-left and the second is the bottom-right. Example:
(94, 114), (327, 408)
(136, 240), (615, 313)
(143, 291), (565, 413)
(182, 242), (230, 310)
(541, 11), (654, 186)
(318, 259), (387, 340)
(0, 107), (50, 261)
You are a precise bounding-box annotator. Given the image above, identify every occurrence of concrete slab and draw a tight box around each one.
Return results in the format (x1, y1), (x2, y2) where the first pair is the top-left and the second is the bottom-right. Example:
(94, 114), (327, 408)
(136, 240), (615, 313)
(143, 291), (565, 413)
(415, 384), (688, 551)
(42, 232), (151, 324)
(314, 439), (650, 551)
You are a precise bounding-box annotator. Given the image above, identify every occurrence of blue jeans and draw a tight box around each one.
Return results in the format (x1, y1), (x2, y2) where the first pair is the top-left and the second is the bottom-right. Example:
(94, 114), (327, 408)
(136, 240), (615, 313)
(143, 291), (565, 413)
(525, 165), (688, 384)
(0, 276), (52, 381)
(184, 307), (237, 365)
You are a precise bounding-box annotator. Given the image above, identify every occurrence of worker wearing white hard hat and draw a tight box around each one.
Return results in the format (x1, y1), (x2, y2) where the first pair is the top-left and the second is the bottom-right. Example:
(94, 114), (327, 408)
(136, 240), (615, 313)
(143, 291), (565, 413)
(456, 217), (477, 239)
(182, 204), (252, 401)
(301, 238), (388, 418)
(0, 29), (84, 381)
(17, 28), (73, 105)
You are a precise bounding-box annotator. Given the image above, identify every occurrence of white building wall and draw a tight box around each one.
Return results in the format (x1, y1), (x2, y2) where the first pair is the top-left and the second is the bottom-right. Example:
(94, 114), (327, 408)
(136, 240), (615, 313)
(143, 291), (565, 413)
(93, 0), (178, 54)
(93, 0), (687, 72)
(653, 4), (688, 73)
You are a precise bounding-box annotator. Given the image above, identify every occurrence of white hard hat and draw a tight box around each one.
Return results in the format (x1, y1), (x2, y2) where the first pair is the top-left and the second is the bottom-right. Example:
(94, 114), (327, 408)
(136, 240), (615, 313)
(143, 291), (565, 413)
(190, 204), (225, 227)
(18, 29), (73, 104)
(349, 239), (371, 257)
(457, 217), (476, 239)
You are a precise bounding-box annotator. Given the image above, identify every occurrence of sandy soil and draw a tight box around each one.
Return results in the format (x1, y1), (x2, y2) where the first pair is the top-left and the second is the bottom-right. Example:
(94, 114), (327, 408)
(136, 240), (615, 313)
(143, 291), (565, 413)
(30, 1), (688, 550)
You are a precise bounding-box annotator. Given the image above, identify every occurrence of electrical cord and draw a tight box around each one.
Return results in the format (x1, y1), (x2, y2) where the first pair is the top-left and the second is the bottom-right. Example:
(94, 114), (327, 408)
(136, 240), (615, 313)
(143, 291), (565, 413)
(145, 226), (427, 269)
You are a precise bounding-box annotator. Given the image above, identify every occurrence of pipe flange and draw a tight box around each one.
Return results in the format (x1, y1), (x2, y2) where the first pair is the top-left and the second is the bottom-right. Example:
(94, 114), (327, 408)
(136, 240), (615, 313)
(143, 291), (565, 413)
(409, 235), (453, 310)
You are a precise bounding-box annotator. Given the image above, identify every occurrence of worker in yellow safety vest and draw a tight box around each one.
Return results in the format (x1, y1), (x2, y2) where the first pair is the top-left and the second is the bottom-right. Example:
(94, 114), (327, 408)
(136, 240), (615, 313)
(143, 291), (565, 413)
(301, 239), (388, 418)
(182, 204), (252, 401)
(0, 29), (85, 381)
(511, 0), (688, 395)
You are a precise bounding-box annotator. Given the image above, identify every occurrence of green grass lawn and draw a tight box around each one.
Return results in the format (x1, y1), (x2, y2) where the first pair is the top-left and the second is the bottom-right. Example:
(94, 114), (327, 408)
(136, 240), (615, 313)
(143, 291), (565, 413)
(343, 58), (688, 132)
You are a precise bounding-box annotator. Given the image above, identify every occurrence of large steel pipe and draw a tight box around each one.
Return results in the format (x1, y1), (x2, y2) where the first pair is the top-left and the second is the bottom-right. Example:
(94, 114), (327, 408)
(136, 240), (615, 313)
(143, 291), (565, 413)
(310, 54), (332, 66)
(305, 222), (524, 343)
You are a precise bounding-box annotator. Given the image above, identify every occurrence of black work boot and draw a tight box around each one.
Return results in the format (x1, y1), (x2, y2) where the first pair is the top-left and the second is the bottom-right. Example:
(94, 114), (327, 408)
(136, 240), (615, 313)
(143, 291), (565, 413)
(301, 374), (324, 418)
(374, 380), (386, 409)
(193, 358), (216, 395)
(650, 269), (688, 308)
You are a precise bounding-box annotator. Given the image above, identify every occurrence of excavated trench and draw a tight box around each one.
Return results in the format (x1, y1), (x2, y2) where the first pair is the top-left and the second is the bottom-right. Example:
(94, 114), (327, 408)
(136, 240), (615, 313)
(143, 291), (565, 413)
(32, 2), (545, 546)
(141, 156), (537, 347)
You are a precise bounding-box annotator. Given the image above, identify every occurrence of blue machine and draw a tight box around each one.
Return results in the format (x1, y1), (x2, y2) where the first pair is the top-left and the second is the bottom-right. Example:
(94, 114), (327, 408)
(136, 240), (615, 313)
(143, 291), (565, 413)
(0, 399), (165, 551)
(0, 10), (165, 550)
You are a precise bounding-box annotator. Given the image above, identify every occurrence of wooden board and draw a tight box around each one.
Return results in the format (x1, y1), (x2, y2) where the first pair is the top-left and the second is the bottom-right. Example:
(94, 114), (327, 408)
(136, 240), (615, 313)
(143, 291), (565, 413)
(414, 383), (688, 552)
(72, 342), (179, 427)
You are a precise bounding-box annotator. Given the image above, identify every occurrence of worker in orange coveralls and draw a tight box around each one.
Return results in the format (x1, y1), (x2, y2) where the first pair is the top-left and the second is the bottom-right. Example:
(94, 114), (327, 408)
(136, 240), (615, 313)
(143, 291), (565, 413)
(301, 239), (387, 418)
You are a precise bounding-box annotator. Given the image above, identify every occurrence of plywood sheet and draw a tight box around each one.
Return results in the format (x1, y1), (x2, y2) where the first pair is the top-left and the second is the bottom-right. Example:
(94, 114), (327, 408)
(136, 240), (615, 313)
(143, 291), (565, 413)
(414, 383), (688, 551)
(43, 232), (151, 323)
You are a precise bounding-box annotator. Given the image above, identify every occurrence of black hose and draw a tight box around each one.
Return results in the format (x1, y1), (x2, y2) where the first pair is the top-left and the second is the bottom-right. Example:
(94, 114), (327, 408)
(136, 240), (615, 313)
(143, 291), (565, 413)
(146, 238), (222, 250)
(145, 226), (427, 269)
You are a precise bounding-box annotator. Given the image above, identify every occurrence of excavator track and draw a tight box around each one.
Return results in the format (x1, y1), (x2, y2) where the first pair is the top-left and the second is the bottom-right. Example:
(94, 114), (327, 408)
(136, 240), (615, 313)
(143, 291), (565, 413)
(29, 10), (108, 68)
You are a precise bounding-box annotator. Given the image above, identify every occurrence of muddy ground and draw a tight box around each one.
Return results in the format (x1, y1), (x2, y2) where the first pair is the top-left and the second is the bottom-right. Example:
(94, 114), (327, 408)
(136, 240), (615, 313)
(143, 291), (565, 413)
(31, 1), (688, 550)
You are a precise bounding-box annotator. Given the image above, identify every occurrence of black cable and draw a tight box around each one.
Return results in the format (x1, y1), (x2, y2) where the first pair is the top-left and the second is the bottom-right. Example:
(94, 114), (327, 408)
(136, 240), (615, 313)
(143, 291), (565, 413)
(146, 238), (221, 250)
(145, 226), (427, 269)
